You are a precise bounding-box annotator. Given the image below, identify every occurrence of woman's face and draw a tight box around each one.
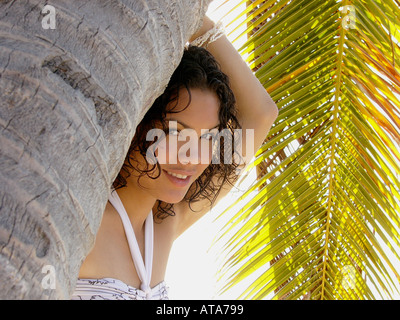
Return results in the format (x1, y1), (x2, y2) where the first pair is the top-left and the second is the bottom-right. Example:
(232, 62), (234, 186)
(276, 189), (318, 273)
(130, 87), (220, 204)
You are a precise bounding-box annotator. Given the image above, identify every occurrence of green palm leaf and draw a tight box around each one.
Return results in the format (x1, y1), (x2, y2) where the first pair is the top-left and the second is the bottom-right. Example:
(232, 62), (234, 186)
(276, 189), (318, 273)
(211, 0), (400, 300)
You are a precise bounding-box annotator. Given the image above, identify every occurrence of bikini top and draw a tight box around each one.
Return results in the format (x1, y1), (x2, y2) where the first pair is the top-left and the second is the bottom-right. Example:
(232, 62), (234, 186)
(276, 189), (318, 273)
(71, 192), (169, 300)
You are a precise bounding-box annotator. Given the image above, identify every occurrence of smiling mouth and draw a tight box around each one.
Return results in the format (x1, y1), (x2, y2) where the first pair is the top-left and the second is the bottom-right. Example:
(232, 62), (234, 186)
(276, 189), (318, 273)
(166, 171), (188, 179)
(163, 170), (193, 187)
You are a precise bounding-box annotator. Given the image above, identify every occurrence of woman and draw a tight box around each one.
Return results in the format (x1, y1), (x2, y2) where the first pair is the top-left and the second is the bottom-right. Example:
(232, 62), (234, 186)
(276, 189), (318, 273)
(72, 16), (278, 300)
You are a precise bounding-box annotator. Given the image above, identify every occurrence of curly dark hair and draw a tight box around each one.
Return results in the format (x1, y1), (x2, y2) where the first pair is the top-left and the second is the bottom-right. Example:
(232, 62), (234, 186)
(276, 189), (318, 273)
(113, 45), (241, 220)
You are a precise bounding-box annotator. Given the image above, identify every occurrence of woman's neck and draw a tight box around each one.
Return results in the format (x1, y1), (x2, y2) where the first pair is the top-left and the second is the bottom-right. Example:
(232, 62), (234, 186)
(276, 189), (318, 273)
(114, 181), (156, 235)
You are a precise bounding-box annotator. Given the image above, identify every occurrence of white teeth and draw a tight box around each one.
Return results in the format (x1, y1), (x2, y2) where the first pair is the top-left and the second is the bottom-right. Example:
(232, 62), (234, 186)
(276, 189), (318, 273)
(167, 171), (188, 179)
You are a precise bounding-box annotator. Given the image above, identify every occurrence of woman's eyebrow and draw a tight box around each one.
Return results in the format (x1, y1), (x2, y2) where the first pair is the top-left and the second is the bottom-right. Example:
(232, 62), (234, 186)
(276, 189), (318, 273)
(167, 118), (220, 130)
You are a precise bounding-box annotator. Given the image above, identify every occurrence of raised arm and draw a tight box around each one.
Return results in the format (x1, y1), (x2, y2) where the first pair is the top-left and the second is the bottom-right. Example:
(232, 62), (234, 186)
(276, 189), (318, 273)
(175, 15), (278, 236)
(190, 16), (279, 164)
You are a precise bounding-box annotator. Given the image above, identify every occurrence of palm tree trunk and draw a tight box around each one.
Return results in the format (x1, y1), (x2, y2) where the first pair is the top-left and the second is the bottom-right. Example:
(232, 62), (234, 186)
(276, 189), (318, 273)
(0, 0), (211, 299)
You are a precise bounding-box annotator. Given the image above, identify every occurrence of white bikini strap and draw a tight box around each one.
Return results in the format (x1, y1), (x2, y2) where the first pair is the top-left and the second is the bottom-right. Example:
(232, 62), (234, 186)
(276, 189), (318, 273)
(108, 191), (154, 299)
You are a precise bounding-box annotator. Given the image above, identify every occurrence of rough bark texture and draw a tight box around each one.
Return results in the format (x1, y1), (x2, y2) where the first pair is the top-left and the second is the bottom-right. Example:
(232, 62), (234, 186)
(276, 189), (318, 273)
(0, 0), (211, 299)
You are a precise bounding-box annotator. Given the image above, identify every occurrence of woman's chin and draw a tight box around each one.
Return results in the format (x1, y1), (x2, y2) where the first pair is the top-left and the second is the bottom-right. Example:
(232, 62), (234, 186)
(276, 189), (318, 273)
(159, 191), (187, 204)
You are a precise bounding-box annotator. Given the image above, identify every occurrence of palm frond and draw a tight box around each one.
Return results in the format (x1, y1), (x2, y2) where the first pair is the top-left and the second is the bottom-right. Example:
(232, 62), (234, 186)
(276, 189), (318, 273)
(212, 0), (400, 300)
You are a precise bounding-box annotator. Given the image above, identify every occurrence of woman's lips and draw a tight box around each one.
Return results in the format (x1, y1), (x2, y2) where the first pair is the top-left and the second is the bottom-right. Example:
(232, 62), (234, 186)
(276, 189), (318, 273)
(163, 169), (193, 187)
